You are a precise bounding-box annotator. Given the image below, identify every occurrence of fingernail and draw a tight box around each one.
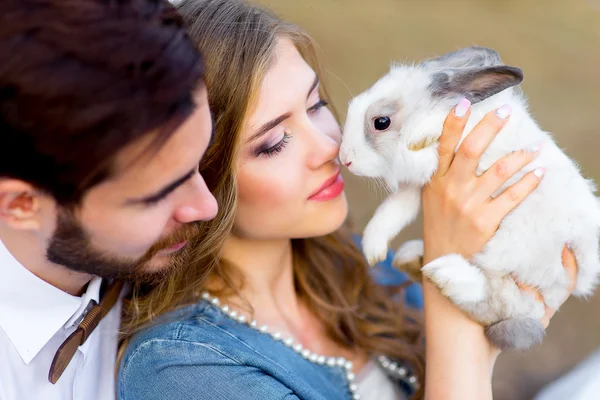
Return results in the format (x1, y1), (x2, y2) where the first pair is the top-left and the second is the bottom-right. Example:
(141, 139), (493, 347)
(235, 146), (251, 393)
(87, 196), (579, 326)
(526, 142), (542, 153)
(533, 167), (545, 178)
(454, 98), (471, 118)
(496, 104), (512, 119)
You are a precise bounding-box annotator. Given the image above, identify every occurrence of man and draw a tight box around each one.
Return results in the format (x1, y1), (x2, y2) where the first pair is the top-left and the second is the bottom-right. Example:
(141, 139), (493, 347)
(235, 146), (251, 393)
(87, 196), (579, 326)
(0, 0), (217, 399)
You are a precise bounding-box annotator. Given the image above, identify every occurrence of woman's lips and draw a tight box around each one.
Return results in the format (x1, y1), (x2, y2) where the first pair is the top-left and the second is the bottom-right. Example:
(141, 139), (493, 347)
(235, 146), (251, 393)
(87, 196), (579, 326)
(308, 170), (345, 201)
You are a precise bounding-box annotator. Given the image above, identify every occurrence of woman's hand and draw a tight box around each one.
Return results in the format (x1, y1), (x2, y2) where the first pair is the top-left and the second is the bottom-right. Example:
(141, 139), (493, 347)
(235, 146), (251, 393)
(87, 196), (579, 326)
(518, 246), (578, 329)
(420, 99), (575, 400)
(422, 99), (544, 264)
(423, 246), (577, 400)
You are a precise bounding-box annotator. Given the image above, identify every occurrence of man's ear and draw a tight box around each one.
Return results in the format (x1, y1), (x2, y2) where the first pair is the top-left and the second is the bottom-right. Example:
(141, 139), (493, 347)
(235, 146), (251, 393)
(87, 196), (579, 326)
(0, 179), (44, 231)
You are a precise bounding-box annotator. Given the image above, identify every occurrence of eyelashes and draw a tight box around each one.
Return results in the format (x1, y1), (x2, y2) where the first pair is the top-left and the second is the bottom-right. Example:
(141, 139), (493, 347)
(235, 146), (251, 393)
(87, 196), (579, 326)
(256, 132), (292, 157)
(254, 98), (329, 158)
(308, 99), (329, 113)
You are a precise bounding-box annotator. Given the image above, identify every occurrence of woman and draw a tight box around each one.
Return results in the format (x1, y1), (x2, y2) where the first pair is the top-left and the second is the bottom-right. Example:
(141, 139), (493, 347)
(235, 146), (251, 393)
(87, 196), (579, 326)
(117, 1), (577, 399)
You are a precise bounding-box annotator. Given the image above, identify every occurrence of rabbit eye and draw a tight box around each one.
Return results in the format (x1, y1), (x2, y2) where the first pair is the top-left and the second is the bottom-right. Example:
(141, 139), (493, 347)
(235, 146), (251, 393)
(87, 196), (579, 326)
(373, 116), (391, 131)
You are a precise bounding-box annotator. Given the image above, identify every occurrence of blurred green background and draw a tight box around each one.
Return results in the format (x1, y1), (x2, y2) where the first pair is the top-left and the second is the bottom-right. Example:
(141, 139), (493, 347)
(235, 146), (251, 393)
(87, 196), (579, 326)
(254, 1), (600, 399)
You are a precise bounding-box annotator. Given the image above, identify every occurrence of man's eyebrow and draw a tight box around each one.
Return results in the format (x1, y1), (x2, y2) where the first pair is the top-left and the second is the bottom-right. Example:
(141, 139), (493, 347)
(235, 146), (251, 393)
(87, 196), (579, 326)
(125, 168), (196, 205)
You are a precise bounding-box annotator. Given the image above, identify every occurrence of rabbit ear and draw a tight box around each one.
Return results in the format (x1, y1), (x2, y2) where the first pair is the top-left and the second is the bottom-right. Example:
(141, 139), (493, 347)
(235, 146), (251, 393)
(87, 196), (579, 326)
(429, 65), (524, 104)
(424, 46), (503, 69)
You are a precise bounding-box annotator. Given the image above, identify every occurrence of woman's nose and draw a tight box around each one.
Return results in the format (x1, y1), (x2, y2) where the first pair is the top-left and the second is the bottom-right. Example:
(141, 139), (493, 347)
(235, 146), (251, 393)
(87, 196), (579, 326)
(306, 130), (341, 169)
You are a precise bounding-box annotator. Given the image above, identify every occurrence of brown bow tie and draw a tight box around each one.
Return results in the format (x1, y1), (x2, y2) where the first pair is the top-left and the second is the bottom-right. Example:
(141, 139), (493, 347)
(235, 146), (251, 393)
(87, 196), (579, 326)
(48, 280), (124, 384)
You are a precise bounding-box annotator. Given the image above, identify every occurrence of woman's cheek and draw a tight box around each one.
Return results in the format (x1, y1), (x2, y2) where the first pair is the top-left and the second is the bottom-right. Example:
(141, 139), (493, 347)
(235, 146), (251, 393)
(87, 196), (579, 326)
(237, 165), (301, 210)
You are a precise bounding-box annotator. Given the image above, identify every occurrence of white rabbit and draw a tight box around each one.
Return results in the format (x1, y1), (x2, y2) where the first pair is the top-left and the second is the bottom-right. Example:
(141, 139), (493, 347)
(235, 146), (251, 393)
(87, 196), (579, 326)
(340, 46), (600, 350)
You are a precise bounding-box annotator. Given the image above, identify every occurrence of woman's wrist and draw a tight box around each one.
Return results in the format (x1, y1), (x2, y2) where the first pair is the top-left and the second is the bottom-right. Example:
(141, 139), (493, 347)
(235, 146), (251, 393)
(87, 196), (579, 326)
(423, 279), (498, 399)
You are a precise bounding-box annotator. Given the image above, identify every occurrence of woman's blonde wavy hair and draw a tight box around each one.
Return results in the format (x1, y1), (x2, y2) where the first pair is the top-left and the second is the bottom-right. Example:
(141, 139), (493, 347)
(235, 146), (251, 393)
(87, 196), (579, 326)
(120, 0), (425, 396)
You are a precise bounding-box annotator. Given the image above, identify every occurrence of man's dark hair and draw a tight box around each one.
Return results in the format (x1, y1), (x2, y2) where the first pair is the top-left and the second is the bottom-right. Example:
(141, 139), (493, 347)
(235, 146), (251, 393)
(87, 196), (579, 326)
(0, 0), (205, 205)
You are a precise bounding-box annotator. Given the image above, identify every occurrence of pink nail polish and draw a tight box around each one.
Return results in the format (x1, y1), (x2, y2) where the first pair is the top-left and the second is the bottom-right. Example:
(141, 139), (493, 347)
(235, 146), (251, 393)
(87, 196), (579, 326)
(496, 105), (512, 119)
(454, 98), (471, 118)
(533, 167), (545, 178)
(526, 142), (542, 153)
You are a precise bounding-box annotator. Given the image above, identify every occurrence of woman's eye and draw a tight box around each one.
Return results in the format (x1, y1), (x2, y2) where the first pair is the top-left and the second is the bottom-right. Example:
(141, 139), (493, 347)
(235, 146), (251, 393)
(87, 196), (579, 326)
(308, 99), (329, 113)
(256, 132), (292, 158)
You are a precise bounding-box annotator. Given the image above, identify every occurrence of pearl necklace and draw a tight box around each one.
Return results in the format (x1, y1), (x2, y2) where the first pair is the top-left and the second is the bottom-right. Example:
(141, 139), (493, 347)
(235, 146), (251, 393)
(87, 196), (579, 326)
(201, 292), (420, 398)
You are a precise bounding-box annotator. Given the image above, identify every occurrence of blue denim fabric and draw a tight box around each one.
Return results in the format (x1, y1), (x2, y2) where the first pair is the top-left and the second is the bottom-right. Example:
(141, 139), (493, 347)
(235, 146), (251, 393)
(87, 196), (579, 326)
(118, 242), (423, 400)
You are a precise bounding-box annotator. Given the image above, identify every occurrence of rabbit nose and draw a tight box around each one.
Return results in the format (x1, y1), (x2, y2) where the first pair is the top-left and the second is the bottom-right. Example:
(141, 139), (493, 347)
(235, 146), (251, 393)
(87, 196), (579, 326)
(339, 148), (350, 166)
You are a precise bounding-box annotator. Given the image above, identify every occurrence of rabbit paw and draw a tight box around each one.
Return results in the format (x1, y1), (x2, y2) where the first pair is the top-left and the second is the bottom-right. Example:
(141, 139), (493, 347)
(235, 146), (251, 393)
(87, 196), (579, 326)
(393, 239), (423, 264)
(393, 240), (424, 281)
(362, 233), (389, 266)
(422, 254), (487, 304)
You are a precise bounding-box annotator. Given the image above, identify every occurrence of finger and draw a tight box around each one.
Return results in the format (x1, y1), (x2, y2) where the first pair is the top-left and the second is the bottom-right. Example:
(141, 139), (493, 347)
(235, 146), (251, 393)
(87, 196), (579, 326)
(475, 148), (540, 201)
(449, 105), (512, 182)
(513, 274), (556, 329)
(518, 283), (544, 303)
(435, 98), (471, 177)
(559, 246), (578, 309)
(540, 308), (553, 329)
(562, 246), (578, 293)
(519, 283), (552, 328)
(519, 247), (578, 329)
(488, 168), (545, 223)
(539, 247), (578, 328)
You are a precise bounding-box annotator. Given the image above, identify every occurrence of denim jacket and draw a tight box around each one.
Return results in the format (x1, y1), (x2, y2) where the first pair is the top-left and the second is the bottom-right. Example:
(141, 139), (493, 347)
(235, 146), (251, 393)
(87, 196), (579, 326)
(118, 244), (423, 400)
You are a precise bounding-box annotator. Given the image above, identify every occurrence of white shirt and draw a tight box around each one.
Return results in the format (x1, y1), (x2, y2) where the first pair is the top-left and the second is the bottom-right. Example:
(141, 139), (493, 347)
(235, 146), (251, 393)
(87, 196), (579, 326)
(355, 360), (407, 400)
(0, 239), (121, 400)
(534, 348), (600, 400)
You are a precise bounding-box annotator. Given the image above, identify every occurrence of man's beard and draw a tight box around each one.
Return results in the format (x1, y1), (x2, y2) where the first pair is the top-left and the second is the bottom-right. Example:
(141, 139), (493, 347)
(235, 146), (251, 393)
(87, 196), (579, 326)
(46, 210), (199, 284)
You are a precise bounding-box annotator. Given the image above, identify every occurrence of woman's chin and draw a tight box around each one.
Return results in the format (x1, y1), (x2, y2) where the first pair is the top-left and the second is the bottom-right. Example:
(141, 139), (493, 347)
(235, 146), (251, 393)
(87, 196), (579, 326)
(303, 193), (349, 237)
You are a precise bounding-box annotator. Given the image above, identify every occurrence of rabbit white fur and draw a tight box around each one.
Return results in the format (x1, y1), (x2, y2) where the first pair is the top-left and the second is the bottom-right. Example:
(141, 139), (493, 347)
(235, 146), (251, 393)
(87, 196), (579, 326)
(340, 46), (600, 350)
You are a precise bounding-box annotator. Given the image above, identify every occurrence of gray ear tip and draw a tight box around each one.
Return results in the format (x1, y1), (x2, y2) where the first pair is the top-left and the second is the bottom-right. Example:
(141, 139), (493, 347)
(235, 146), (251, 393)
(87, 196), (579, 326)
(507, 66), (525, 82)
(490, 65), (524, 83)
